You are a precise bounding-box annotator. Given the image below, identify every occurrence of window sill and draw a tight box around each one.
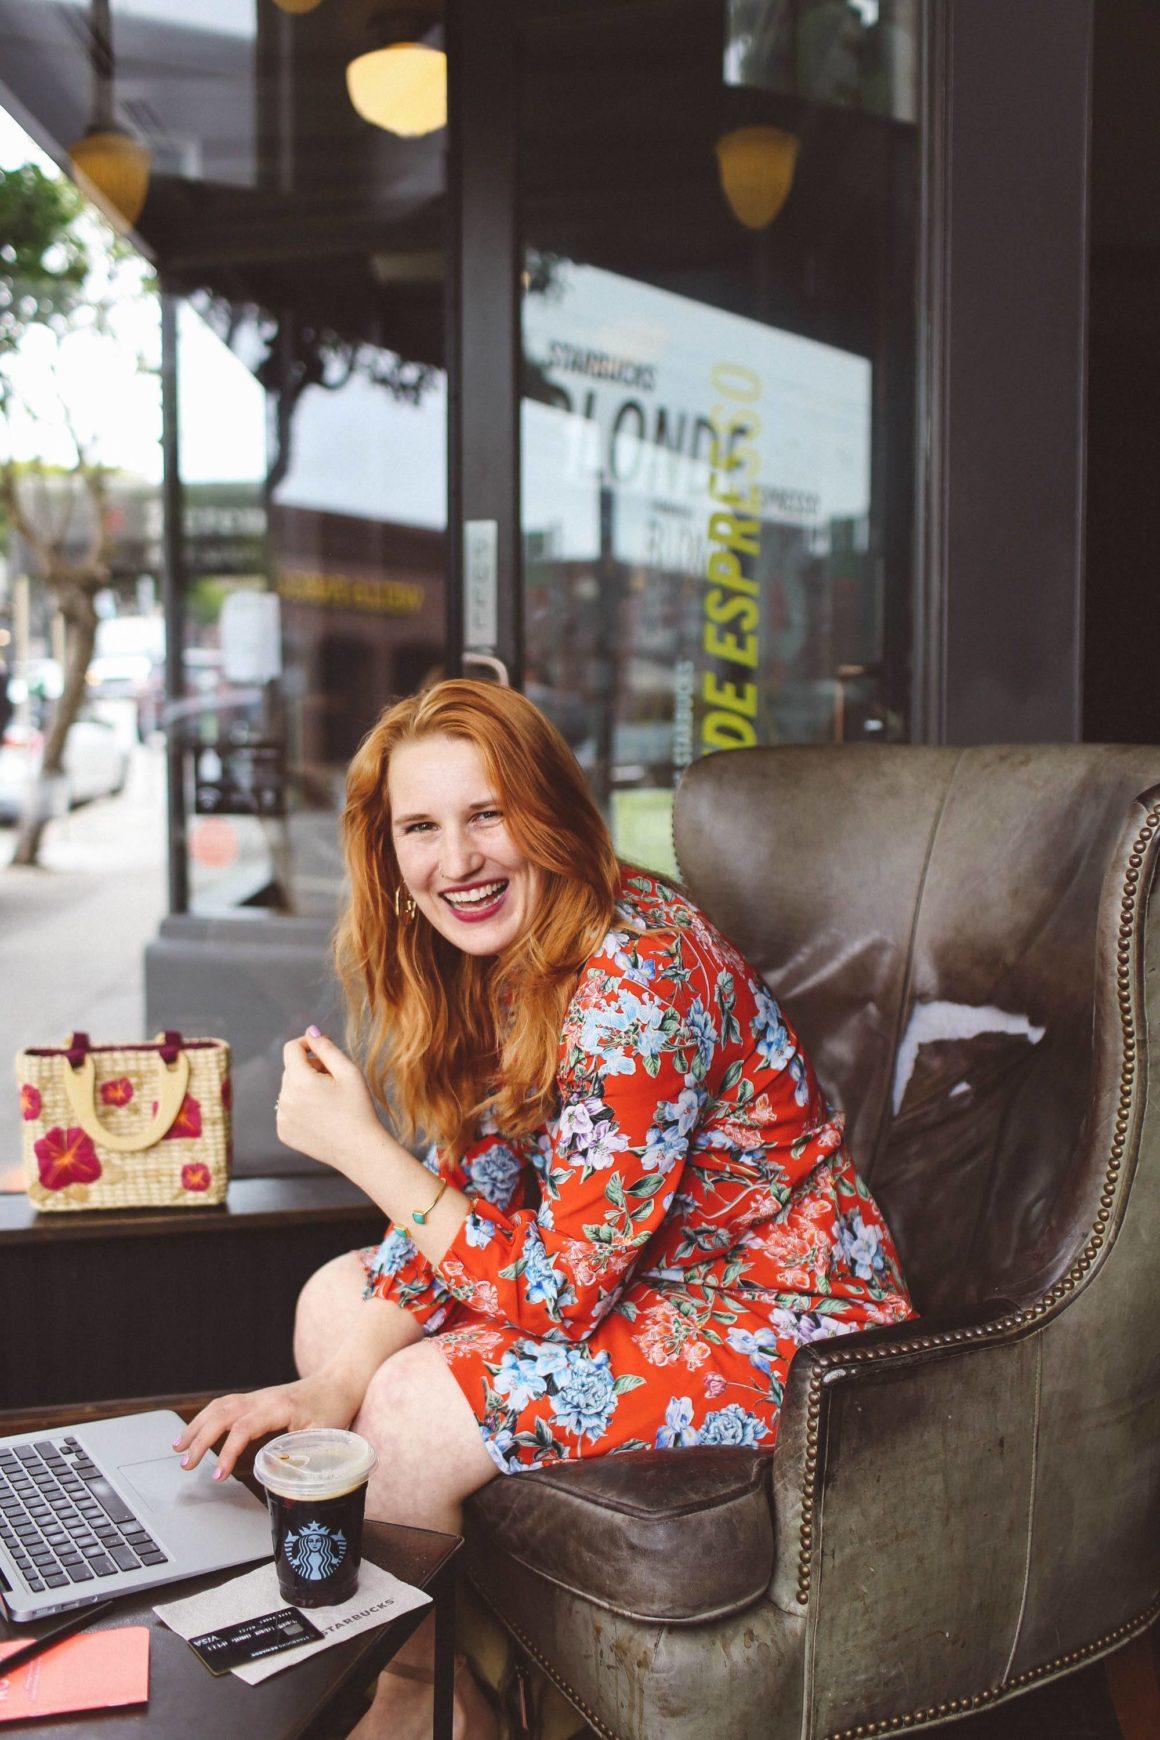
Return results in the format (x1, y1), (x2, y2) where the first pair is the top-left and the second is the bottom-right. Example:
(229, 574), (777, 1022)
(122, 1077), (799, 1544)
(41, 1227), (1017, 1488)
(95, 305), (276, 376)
(0, 1173), (378, 1244)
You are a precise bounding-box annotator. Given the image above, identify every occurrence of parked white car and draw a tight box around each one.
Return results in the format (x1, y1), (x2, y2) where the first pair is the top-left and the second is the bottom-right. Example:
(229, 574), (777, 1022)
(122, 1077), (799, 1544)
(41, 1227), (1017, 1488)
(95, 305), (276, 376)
(0, 711), (130, 824)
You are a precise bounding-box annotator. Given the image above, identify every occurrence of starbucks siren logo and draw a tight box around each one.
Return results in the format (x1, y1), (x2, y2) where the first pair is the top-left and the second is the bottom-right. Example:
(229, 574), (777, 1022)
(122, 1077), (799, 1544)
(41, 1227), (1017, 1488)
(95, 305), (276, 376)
(283, 1519), (347, 1581)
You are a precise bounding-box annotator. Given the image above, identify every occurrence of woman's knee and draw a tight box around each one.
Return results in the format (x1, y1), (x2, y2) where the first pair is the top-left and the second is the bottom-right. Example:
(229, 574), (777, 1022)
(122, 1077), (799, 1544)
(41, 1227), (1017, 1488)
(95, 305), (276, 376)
(293, 1249), (366, 1376)
(355, 1341), (497, 1527)
(354, 1341), (470, 1479)
(356, 1341), (493, 1475)
(355, 1338), (429, 1438)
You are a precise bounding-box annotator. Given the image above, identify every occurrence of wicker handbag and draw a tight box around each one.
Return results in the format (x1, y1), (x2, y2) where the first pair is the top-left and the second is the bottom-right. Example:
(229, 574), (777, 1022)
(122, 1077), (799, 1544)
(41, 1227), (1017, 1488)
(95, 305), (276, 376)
(15, 1031), (232, 1211)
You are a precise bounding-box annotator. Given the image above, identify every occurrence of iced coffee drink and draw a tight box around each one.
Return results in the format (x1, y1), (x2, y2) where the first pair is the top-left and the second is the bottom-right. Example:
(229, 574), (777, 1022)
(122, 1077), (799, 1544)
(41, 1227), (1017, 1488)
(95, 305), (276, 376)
(255, 1428), (377, 1608)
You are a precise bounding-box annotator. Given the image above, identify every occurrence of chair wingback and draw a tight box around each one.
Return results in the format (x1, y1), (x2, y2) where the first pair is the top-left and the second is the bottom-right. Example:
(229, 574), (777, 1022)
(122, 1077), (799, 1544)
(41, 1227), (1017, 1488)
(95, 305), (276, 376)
(673, 744), (1160, 1315)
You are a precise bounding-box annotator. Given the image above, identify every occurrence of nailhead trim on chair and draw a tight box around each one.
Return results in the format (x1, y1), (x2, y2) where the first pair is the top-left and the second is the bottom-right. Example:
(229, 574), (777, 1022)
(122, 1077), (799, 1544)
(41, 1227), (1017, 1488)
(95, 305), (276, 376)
(793, 801), (1160, 1609)
(823, 1594), (1160, 1739)
(468, 1568), (621, 1740)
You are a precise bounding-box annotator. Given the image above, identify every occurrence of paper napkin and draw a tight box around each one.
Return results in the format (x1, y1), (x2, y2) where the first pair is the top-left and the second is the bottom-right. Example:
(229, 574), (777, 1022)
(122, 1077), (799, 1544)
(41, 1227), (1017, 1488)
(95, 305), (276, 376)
(154, 1558), (430, 1684)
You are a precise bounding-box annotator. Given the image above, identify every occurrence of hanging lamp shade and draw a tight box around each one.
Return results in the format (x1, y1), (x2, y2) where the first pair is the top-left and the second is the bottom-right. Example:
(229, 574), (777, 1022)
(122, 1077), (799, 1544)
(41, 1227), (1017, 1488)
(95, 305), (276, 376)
(715, 125), (799, 230)
(270, 0), (325, 12)
(68, 125), (152, 230)
(346, 38), (446, 137)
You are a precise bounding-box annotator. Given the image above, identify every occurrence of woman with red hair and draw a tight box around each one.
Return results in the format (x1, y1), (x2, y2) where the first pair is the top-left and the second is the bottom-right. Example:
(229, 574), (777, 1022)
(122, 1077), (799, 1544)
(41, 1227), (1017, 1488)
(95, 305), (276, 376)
(176, 678), (913, 1736)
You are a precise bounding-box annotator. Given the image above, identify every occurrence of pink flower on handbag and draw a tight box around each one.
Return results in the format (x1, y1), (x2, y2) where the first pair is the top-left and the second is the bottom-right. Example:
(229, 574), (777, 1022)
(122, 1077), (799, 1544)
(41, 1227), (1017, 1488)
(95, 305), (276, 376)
(221, 1075), (232, 1111)
(181, 1161), (212, 1192)
(34, 1126), (102, 1191)
(100, 1077), (134, 1107)
(703, 1371), (728, 1399)
(151, 1093), (203, 1140)
(20, 1084), (41, 1122)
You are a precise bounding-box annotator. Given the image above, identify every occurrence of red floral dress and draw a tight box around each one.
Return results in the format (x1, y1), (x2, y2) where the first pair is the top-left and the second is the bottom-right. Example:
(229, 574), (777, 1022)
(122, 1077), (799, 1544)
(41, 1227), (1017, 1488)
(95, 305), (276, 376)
(360, 872), (914, 1473)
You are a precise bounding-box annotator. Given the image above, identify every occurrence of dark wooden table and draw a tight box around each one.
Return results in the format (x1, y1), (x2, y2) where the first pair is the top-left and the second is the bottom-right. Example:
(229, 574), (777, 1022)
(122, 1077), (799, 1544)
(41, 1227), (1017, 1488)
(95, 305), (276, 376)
(0, 1396), (462, 1740)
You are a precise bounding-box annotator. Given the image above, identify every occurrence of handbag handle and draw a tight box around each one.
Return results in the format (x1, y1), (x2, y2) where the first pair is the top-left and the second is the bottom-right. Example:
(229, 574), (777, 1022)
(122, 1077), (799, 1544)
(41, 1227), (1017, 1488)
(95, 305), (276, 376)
(62, 1051), (191, 1154)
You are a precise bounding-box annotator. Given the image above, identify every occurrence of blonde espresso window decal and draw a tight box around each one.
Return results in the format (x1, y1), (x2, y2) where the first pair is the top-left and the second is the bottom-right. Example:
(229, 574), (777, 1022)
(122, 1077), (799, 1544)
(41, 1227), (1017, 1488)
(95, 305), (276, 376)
(702, 362), (762, 752)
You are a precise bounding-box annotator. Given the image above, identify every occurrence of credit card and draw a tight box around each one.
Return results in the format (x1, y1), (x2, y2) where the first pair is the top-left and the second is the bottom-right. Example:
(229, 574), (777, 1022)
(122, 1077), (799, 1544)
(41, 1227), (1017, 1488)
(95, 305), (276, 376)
(186, 1607), (326, 1675)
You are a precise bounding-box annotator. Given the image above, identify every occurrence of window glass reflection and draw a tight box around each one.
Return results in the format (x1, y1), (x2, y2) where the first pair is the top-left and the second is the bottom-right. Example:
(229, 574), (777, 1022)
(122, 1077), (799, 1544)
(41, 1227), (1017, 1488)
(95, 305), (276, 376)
(176, 300), (446, 919)
(521, 0), (919, 875)
(114, 0), (255, 36)
(724, 0), (919, 121)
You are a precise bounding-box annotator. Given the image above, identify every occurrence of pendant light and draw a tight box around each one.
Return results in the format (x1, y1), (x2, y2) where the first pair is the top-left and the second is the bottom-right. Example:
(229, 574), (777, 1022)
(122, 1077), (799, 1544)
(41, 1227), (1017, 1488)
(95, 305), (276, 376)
(715, 124), (799, 230)
(346, 8), (446, 138)
(67, 0), (151, 232)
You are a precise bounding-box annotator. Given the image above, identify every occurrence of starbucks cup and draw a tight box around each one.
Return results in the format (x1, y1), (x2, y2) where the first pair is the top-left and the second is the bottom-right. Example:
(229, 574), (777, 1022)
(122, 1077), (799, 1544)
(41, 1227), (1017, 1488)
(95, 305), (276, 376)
(254, 1429), (378, 1608)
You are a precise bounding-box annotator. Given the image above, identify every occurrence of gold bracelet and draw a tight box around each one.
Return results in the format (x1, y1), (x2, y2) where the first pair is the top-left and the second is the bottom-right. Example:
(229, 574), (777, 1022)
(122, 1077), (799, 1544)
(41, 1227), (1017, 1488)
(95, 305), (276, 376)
(411, 1173), (449, 1226)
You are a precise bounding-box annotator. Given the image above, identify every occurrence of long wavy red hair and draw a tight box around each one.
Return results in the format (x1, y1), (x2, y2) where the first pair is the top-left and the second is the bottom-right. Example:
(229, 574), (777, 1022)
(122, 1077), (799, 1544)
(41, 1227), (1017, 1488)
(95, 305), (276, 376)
(335, 679), (622, 1161)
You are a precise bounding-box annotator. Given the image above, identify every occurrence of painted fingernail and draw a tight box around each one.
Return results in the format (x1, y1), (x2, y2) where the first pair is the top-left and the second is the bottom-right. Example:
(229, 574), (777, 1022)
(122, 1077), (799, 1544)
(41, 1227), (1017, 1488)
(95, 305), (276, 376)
(171, 1437), (182, 1449)
(213, 1467), (225, 1481)
(180, 1454), (191, 1467)
(307, 1024), (321, 1038)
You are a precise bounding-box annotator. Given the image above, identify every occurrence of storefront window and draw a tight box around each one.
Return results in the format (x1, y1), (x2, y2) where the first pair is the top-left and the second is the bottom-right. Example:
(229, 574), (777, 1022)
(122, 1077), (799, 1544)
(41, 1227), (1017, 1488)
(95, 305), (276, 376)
(0, 0), (448, 922)
(112, 0), (451, 919)
(0, 1), (447, 1174)
(175, 300), (446, 919)
(520, 0), (920, 873)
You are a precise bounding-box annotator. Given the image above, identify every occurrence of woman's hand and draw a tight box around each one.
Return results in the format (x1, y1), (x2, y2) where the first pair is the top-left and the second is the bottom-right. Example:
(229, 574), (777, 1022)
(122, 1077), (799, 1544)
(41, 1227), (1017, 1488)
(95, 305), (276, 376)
(277, 1028), (471, 1242)
(276, 1028), (383, 1182)
(173, 1368), (364, 1482)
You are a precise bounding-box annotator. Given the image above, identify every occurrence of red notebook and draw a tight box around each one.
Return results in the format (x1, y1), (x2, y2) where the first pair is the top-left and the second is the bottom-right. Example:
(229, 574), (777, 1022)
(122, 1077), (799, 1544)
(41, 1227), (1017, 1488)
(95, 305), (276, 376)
(0, 1627), (150, 1722)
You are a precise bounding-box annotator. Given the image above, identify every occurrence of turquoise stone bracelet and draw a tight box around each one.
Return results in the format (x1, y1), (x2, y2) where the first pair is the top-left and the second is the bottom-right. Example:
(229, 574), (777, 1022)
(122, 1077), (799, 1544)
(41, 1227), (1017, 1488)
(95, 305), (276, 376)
(412, 1175), (449, 1225)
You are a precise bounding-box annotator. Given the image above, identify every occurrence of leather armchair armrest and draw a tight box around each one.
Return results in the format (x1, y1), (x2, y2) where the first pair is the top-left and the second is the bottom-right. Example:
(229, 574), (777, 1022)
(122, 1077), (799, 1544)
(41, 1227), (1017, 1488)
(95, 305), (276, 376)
(769, 1295), (1022, 1616)
(768, 1295), (1055, 1734)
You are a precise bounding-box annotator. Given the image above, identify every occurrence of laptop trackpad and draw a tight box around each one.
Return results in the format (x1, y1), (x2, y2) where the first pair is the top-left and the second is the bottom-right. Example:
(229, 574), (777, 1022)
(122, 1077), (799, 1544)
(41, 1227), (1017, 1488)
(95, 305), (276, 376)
(117, 1454), (256, 1515)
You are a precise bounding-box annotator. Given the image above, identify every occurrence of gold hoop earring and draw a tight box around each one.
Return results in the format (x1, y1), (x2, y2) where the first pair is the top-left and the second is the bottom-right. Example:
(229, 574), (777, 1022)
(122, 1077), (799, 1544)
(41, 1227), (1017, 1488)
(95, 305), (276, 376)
(394, 885), (417, 921)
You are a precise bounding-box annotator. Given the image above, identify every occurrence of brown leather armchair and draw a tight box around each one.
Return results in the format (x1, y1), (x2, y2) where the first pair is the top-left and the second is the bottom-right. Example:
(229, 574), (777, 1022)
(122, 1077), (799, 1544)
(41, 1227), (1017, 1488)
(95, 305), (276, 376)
(465, 745), (1160, 1738)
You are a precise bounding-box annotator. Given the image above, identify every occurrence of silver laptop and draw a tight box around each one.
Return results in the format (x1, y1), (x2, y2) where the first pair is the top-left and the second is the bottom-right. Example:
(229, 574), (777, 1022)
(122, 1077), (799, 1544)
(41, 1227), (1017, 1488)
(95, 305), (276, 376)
(0, 1408), (273, 1622)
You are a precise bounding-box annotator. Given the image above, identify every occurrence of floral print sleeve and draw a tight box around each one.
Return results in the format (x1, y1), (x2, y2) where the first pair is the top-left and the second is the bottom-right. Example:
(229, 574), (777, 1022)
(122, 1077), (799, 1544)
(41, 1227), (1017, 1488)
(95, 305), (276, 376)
(433, 926), (704, 1342)
(361, 1132), (531, 1328)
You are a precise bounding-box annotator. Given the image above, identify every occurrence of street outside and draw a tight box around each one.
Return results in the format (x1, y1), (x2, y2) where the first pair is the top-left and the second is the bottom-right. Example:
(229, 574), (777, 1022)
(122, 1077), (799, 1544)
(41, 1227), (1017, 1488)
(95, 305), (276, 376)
(0, 739), (167, 1192)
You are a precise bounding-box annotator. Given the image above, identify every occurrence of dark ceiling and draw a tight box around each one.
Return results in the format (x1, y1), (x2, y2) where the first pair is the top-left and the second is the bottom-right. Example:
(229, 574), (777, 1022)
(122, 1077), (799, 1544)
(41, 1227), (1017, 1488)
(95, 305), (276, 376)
(0, 0), (918, 371)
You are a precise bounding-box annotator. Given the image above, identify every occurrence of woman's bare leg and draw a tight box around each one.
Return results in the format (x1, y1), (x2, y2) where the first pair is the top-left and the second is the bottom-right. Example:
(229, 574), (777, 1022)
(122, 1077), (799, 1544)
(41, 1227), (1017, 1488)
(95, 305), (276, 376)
(293, 1250), (422, 1377)
(353, 1338), (498, 1531)
(292, 1256), (498, 1737)
(349, 1340), (500, 1738)
(294, 1254), (497, 1531)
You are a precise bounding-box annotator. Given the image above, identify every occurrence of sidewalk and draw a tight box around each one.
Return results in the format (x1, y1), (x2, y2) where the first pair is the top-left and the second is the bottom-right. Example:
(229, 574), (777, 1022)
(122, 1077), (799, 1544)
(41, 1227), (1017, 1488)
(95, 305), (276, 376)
(0, 744), (167, 1191)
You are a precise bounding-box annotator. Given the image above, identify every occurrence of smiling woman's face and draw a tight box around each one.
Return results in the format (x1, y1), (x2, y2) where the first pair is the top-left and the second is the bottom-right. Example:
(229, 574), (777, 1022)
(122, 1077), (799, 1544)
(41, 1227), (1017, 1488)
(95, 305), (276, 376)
(388, 733), (536, 956)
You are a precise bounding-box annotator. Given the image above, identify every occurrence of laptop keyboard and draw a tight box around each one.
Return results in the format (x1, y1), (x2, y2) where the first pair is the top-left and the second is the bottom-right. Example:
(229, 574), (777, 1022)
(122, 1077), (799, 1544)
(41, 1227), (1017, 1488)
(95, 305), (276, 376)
(0, 1436), (168, 1594)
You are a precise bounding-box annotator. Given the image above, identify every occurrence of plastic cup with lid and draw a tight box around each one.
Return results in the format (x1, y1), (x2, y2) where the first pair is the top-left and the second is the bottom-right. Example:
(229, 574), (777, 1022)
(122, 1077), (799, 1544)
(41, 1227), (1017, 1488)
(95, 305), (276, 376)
(254, 1428), (378, 1607)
